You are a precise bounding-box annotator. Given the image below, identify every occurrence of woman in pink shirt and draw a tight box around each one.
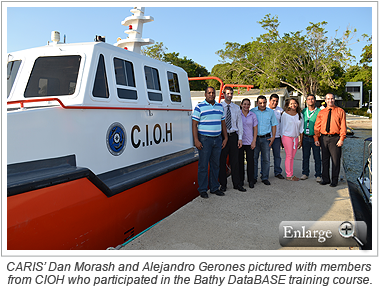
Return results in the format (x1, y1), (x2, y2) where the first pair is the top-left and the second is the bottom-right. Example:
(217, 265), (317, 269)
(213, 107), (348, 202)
(238, 98), (258, 188)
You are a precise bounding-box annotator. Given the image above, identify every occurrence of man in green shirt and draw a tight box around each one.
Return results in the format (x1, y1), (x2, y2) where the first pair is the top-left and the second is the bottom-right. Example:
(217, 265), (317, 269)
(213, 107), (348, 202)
(300, 94), (322, 182)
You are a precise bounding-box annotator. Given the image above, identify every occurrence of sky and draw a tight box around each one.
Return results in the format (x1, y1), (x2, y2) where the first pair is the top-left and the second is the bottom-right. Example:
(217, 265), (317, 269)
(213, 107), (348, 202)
(5, 2), (374, 73)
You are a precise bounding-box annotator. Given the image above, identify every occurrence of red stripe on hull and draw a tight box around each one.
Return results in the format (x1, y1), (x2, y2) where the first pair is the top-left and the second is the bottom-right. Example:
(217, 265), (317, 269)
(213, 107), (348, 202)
(7, 162), (199, 250)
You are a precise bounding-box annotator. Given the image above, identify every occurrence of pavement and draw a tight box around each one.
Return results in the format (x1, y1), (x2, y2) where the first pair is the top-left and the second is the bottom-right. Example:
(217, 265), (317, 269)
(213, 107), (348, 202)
(120, 114), (370, 251)
(121, 148), (357, 251)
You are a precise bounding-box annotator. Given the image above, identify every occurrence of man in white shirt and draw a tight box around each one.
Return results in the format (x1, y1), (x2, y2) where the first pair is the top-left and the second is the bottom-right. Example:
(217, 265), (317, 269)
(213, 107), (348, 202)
(219, 87), (246, 192)
(268, 94), (285, 179)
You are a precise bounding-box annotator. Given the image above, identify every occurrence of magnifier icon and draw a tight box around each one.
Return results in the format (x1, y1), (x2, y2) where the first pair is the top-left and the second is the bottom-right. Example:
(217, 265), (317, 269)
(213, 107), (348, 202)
(338, 221), (364, 246)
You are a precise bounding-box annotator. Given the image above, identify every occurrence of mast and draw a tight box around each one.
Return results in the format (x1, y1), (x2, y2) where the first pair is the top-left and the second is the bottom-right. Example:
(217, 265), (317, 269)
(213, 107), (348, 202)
(114, 7), (154, 54)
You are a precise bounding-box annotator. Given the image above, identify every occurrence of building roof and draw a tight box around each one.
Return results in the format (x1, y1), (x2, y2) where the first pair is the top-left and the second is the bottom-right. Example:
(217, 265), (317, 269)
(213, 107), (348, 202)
(190, 87), (289, 98)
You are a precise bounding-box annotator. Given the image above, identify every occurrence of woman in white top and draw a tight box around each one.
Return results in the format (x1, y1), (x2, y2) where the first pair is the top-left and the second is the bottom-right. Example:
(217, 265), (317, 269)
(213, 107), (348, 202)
(281, 98), (304, 181)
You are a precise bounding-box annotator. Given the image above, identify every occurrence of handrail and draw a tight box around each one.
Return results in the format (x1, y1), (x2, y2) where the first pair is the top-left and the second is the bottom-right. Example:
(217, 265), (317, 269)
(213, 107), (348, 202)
(7, 97), (67, 108)
(7, 98), (192, 111)
(188, 76), (224, 103)
(223, 84), (254, 95)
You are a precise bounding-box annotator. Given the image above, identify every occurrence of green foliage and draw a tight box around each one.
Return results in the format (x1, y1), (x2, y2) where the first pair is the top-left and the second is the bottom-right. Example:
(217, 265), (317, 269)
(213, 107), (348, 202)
(142, 42), (209, 90)
(215, 14), (361, 98)
(141, 42), (167, 61)
(360, 36), (372, 64)
(344, 40), (372, 104)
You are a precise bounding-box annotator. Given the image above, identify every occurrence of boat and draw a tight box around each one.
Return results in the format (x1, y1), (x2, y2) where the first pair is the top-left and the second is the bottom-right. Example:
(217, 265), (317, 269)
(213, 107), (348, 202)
(7, 7), (200, 250)
(357, 137), (372, 208)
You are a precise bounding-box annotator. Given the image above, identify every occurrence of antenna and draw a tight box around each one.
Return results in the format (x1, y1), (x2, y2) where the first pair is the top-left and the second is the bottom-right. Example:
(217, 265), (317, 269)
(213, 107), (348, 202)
(114, 7), (154, 54)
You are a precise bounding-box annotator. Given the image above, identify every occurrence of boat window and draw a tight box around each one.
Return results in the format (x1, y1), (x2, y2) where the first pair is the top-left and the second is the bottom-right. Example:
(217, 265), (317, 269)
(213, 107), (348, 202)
(167, 71), (181, 103)
(144, 66), (162, 102)
(93, 54), (109, 98)
(114, 58), (135, 87)
(24, 56), (81, 98)
(114, 58), (138, 100)
(7, 60), (22, 98)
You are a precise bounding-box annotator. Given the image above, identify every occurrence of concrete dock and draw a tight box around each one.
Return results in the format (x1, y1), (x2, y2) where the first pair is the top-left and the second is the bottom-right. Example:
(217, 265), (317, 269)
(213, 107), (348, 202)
(121, 148), (356, 251)
(120, 114), (371, 251)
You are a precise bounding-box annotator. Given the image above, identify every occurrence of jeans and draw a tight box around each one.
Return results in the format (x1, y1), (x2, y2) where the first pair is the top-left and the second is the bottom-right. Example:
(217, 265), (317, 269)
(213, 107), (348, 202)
(302, 136), (322, 177)
(271, 137), (282, 175)
(197, 134), (222, 193)
(254, 137), (271, 181)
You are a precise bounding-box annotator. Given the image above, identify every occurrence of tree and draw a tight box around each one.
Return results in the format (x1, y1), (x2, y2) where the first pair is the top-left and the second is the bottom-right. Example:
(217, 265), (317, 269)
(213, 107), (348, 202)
(142, 43), (209, 91)
(141, 42), (167, 61)
(344, 40), (372, 105)
(215, 14), (363, 105)
(360, 37), (372, 65)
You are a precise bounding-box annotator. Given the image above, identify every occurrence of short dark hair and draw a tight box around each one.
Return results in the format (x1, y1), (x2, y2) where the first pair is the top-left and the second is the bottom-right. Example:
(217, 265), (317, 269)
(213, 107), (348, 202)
(269, 93), (279, 100)
(257, 95), (267, 102)
(223, 86), (233, 93)
(307, 94), (316, 100)
(205, 86), (215, 94)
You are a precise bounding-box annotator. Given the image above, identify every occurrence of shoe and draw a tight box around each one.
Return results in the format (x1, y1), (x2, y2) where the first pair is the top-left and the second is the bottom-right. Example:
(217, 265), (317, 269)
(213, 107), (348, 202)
(253, 179), (257, 184)
(262, 180), (271, 185)
(210, 189), (225, 196)
(200, 192), (209, 198)
(275, 174), (285, 179)
(300, 175), (308, 180)
(220, 185), (227, 192)
(286, 176), (300, 181)
(249, 181), (255, 188)
(320, 180), (330, 185)
(316, 176), (322, 183)
(330, 183), (337, 187)
(233, 185), (247, 192)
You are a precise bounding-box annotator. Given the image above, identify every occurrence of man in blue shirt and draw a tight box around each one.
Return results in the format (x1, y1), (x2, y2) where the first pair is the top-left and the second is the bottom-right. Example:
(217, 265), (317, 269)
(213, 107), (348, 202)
(251, 95), (278, 185)
(192, 87), (228, 198)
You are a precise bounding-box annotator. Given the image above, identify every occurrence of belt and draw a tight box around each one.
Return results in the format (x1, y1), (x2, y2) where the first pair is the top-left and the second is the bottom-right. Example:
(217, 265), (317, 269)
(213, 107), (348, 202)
(322, 134), (339, 137)
(257, 133), (271, 138)
(227, 131), (237, 136)
(304, 135), (314, 138)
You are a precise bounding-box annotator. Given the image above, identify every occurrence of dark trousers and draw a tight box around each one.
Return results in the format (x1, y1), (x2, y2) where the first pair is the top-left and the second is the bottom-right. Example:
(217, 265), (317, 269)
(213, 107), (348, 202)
(238, 145), (255, 184)
(219, 132), (240, 187)
(320, 134), (342, 184)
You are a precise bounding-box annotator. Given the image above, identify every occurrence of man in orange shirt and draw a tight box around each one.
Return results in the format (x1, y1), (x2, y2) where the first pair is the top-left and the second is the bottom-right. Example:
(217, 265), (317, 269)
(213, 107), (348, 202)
(314, 93), (347, 187)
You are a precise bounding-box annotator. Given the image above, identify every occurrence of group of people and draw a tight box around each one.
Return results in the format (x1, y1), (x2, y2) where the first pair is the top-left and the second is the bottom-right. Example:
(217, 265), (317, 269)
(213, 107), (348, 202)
(192, 86), (347, 198)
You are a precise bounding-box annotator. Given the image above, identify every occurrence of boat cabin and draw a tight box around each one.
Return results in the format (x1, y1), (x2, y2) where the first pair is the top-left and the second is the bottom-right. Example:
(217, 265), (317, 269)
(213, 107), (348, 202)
(7, 40), (194, 176)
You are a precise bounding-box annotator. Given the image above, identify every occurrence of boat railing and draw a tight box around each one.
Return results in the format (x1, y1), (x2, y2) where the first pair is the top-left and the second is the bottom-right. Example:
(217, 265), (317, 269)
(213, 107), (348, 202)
(188, 77), (255, 103)
(188, 76), (224, 102)
(223, 84), (254, 95)
(7, 98), (192, 112)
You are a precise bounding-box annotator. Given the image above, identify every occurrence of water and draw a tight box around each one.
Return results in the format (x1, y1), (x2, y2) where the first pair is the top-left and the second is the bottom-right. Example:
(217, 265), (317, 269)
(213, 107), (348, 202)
(342, 128), (372, 250)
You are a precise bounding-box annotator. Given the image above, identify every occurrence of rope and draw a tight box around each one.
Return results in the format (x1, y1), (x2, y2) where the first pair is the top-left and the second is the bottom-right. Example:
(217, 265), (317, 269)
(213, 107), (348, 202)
(106, 218), (166, 250)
